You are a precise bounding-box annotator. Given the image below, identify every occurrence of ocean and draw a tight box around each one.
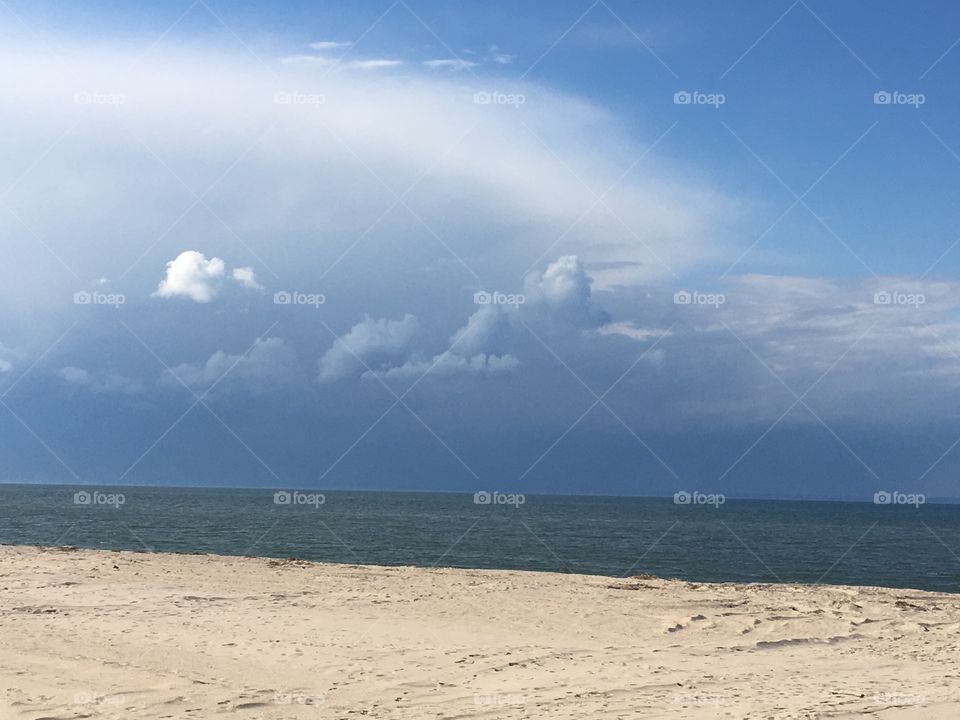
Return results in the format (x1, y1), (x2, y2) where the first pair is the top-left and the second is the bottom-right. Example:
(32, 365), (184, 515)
(1, 484), (958, 593)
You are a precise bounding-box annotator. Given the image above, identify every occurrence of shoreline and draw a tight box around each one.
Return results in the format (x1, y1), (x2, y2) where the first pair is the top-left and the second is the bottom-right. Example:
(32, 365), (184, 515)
(2, 540), (956, 596)
(2, 543), (959, 718)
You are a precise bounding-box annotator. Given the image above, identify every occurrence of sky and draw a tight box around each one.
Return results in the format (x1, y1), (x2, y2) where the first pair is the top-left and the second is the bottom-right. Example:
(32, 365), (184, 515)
(1, 0), (960, 500)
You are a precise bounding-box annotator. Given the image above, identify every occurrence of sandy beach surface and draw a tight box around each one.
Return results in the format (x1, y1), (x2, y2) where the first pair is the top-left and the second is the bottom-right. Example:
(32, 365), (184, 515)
(1, 545), (958, 719)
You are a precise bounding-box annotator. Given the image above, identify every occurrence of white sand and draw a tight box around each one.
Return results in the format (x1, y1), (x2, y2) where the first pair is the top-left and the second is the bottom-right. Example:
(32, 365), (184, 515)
(1, 544), (958, 718)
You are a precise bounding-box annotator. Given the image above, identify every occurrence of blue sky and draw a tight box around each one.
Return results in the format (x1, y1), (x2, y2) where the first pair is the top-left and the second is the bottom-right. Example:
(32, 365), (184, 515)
(1, 0), (960, 499)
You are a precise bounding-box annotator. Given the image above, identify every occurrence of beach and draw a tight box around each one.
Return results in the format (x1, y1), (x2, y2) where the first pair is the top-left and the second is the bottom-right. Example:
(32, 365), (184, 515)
(1, 544), (958, 719)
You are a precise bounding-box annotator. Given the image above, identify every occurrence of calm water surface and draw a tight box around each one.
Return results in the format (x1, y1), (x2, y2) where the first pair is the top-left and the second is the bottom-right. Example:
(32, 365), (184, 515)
(1, 485), (958, 592)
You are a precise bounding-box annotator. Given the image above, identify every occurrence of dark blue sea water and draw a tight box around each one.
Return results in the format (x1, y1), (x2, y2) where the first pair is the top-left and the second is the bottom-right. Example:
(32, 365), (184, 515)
(2, 484), (959, 593)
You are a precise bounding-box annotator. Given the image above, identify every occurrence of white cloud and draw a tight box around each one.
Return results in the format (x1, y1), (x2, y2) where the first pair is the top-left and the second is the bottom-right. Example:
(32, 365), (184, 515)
(154, 252), (263, 302)
(523, 255), (609, 327)
(373, 351), (519, 380)
(349, 59), (403, 70)
(165, 337), (296, 393)
(423, 59), (478, 71)
(59, 366), (143, 394)
(0, 43), (735, 317)
(154, 251), (225, 303)
(489, 46), (514, 64)
(318, 314), (419, 382)
(281, 54), (402, 70)
(0, 358), (11, 373)
(231, 266), (262, 290)
(309, 40), (351, 50)
(370, 257), (614, 381)
(596, 322), (669, 342)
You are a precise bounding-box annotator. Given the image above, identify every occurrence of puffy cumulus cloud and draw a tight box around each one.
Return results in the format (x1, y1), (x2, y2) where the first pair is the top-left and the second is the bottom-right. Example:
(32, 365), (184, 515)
(154, 252), (264, 302)
(373, 351), (519, 380)
(523, 255), (609, 328)
(368, 257), (614, 381)
(164, 337), (298, 394)
(231, 267), (262, 290)
(450, 305), (512, 357)
(318, 315), (419, 382)
(368, 305), (519, 381)
(154, 251), (225, 303)
(58, 366), (144, 394)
